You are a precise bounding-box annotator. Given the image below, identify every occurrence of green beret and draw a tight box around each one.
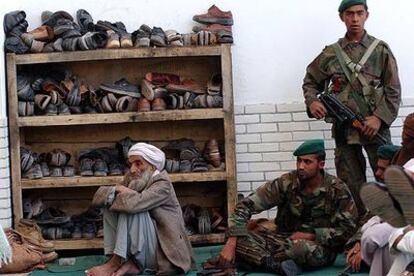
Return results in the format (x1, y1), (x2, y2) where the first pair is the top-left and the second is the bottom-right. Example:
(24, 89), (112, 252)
(377, 144), (401, 160)
(338, 0), (367, 13)
(293, 139), (325, 157)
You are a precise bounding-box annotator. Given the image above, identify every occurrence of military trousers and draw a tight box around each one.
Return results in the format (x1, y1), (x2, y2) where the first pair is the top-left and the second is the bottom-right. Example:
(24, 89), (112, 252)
(334, 143), (381, 218)
(235, 227), (336, 269)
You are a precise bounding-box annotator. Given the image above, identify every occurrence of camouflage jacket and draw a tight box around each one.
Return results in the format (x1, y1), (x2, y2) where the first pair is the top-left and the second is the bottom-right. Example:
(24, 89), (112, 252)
(228, 170), (358, 250)
(303, 32), (401, 144)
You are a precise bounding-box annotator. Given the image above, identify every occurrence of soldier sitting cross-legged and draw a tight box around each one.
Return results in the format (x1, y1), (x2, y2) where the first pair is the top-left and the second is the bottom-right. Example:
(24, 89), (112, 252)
(218, 139), (358, 276)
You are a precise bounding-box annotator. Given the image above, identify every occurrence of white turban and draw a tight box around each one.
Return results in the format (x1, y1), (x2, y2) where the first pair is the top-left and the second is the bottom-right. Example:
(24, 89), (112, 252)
(128, 142), (165, 171)
(404, 158), (414, 174)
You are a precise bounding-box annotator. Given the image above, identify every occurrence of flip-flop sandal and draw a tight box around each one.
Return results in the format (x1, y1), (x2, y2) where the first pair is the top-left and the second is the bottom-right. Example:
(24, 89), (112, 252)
(59, 103), (72, 115)
(385, 165), (414, 225)
(360, 182), (407, 227)
(21, 148), (36, 175)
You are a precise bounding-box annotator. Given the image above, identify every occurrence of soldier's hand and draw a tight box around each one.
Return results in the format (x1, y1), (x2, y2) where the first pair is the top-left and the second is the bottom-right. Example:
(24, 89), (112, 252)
(309, 100), (327, 119)
(218, 237), (237, 267)
(362, 116), (382, 140)
(346, 242), (362, 272)
(289, 232), (316, 241)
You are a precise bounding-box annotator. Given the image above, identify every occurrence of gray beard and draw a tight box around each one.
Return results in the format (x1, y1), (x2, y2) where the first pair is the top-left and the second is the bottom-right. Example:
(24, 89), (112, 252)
(127, 167), (154, 192)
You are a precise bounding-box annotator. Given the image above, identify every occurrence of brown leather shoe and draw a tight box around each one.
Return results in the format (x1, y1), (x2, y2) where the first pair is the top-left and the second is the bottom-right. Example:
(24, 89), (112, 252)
(151, 97), (167, 111)
(193, 5), (234, 26)
(0, 229), (42, 273)
(15, 219), (55, 252)
(137, 98), (151, 112)
(29, 25), (54, 41)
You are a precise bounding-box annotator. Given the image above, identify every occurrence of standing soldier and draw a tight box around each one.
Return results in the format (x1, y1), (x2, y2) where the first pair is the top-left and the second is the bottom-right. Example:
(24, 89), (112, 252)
(217, 140), (358, 275)
(302, 0), (401, 218)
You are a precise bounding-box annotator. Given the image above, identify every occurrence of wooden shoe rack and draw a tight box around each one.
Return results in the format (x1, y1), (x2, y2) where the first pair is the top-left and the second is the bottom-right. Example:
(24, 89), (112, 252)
(7, 45), (236, 250)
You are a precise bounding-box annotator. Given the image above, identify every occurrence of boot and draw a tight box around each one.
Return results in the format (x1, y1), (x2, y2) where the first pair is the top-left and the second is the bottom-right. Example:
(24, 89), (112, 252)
(15, 219), (54, 252)
(261, 256), (301, 276)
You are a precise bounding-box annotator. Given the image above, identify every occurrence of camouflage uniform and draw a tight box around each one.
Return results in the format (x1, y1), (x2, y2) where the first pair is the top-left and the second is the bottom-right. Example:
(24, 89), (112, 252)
(227, 170), (358, 269)
(303, 32), (401, 216)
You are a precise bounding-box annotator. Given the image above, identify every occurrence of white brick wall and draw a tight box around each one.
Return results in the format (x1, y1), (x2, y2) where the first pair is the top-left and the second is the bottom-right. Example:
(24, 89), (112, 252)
(0, 120), (11, 228)
(235, 98), (414, 219)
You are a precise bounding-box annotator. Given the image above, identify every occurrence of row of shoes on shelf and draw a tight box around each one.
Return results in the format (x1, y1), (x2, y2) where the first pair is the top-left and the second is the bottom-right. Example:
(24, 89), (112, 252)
(20, 146), (126, 179)
(17, 66), (223, 117)
(21, 137), (226, 179)
(4, 5), (234, 54)
(163, 138), (225, 173)
(23, 197), (103, 240)
(182, 204), (226, 235)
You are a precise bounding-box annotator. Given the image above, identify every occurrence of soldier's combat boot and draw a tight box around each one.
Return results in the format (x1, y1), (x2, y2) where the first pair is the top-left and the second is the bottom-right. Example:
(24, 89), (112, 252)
(261, 256), (301, 276)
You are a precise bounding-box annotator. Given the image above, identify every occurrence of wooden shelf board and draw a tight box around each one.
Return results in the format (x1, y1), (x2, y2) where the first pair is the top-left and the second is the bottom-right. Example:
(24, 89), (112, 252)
(52, 233), (225, 250)
(21, 171), (227, 189)
(52, 238), (103, 250)
(11, 45), (228, 65)
(17, 109), (224, 127)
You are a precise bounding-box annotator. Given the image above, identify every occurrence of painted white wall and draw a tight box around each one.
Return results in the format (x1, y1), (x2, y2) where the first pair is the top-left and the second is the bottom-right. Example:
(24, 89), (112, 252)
(1, 0), (413, 109)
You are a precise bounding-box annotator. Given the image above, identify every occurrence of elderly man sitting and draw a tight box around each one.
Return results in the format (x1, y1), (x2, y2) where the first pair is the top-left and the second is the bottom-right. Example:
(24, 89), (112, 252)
(86, 142), (195, 276)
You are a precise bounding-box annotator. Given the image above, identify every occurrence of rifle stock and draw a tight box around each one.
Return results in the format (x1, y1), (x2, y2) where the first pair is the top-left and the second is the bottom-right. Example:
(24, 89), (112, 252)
(318, 92), (388, 145)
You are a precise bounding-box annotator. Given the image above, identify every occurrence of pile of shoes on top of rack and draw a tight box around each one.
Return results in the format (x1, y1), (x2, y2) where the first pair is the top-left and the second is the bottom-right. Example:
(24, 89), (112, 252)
(3, 5), (234, 54)
(22, 197), (103, 241)
(16, 67), (223, 117)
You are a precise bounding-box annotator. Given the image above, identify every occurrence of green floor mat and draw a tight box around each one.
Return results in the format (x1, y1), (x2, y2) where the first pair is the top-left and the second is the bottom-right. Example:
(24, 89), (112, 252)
(30, 245), (369, 275)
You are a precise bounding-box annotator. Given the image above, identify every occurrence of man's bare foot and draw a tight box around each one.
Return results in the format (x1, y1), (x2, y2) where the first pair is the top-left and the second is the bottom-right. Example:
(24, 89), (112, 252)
(112, 259), (140, 276)
(86, 255), (123, 276)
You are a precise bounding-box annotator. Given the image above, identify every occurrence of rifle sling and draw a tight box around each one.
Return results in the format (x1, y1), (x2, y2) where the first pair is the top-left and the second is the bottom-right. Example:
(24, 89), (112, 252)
(332, 39), (380, 116)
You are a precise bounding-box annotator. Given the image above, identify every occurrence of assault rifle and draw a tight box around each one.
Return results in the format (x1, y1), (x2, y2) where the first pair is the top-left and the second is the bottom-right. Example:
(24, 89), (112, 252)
(318, 92), (388, 145)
